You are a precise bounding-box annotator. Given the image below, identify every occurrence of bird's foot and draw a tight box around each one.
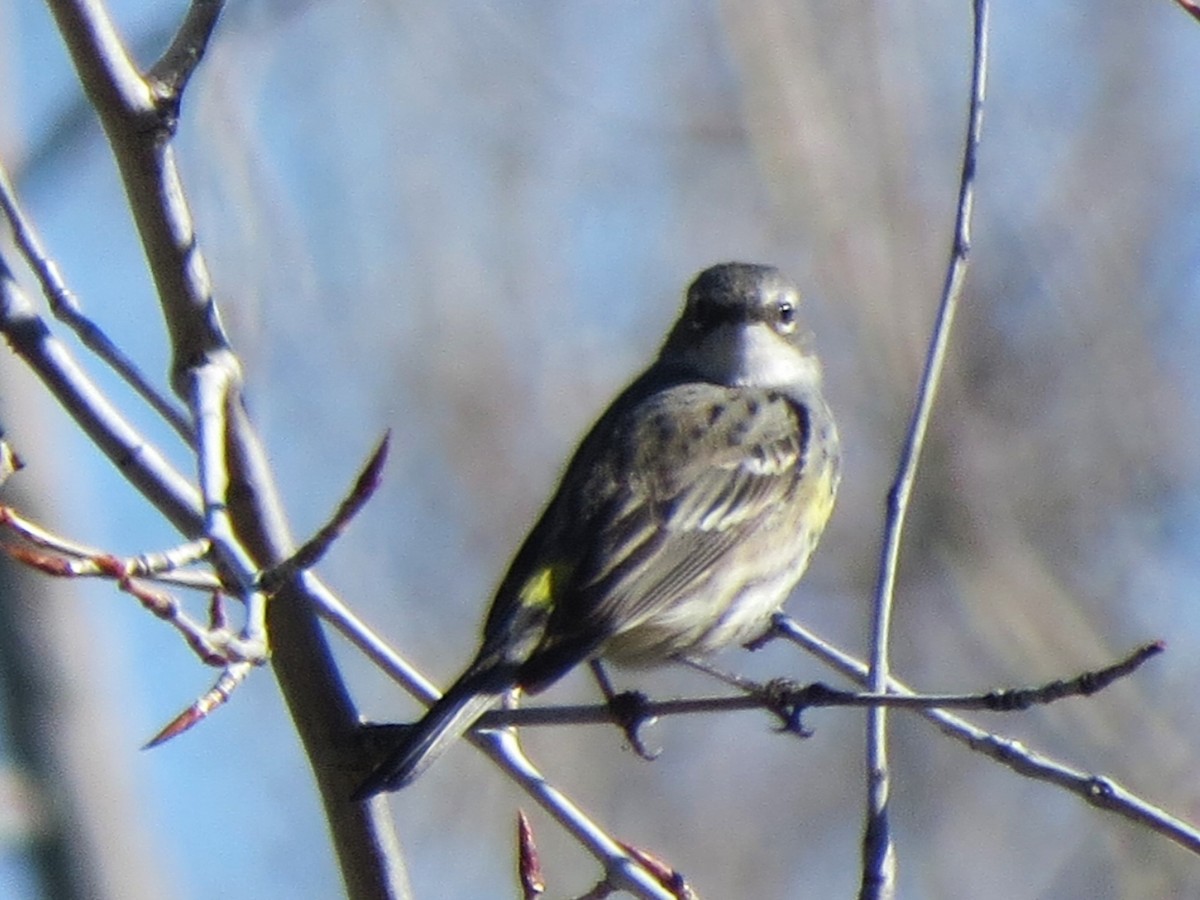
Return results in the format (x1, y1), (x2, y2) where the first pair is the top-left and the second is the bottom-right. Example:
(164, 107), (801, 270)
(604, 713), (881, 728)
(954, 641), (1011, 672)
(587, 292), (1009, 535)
(760, 677), (831, 737)
(607, 690), (661, 760)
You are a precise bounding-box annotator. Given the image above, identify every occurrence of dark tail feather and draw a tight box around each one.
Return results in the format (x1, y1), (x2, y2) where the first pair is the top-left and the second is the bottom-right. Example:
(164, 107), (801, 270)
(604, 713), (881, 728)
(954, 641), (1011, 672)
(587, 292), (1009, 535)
(352, 674), (507, 800)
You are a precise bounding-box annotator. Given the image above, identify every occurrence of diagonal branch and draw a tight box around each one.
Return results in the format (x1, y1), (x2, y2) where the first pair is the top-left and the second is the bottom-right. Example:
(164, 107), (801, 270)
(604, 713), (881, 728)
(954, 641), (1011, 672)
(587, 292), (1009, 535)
(304, 576), (675, 900)
(0, 252), (202, 534)
(39, 1), (409, 896)
(43, 0), (154, 117)
(223, 410), (413, 900)
(0, 159), (194, 443)
(46, 0), (232, 394)
(775, 614), (1200, 856)
(147, 0), (227, 105)
(260, 433), (391, 595)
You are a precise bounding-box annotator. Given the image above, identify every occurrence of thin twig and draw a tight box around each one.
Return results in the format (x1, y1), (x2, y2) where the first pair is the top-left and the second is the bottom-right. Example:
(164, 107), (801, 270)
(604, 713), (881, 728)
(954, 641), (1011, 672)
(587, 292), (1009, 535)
(480, 727), (678, 900)
(0, 160), (194, 442)
(14, 1), (407, 890)
(46, 0), (232, 392)
(186, 361), (268, 660)
(147, 0), (227, 104)
(443, 642), (1160, 729)
(143, 660), (253, 748)
(0, 252), (203, 534)
(0, 503), (118, 559)
(860, 3), (989, 897)
(0, 505), (217, 588)
(303, 573), (672, 900)
(260, 432), (390, 594)
(773, 614), (1200, 856)
(3, 544), (228, 661)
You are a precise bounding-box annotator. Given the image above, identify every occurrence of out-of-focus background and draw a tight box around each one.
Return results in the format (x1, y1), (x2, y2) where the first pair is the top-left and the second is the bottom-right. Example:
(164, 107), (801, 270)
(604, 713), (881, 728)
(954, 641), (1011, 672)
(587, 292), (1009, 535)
(2, 2), (1199, 897)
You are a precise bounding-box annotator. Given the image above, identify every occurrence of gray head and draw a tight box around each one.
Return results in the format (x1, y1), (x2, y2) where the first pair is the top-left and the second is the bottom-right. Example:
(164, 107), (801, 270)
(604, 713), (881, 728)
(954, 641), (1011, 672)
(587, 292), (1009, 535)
(659, 262), (821, 389)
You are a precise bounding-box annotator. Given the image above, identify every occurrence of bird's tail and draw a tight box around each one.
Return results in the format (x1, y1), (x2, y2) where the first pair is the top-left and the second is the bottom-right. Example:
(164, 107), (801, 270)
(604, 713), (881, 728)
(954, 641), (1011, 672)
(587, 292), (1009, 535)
(352, 672), (507, 800)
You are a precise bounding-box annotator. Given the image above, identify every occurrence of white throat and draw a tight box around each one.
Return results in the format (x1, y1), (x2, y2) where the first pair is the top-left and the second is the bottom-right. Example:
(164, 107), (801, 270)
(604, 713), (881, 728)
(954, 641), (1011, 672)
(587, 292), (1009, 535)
(731, 325), (819, 388)
(670, 322), (820, 389)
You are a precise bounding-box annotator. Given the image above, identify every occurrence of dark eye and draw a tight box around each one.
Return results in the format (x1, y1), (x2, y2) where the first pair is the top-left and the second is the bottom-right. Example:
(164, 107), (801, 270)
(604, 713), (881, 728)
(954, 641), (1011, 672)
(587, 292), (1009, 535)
(776, 299), (796, 332)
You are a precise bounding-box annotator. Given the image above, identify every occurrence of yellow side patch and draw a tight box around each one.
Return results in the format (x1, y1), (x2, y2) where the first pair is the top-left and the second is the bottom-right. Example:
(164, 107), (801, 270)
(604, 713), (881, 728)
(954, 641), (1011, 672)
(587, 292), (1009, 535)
(518, 564), (568, 608)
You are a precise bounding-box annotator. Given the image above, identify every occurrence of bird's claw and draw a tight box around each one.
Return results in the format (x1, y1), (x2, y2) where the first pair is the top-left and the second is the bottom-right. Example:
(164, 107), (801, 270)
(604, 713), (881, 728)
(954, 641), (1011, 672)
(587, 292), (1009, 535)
(607, 690), (661, 760)
(761, 677), (818, 737)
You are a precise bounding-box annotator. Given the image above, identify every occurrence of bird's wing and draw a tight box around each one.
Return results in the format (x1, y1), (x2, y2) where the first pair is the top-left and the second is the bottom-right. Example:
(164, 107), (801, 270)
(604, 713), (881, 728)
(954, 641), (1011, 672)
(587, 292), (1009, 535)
(543, 382), (811, 648)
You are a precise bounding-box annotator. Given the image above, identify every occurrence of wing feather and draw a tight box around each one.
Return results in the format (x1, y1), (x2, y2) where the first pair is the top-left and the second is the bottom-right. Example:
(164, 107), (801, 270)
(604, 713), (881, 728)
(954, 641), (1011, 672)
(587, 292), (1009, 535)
(543, 383), (809, 647)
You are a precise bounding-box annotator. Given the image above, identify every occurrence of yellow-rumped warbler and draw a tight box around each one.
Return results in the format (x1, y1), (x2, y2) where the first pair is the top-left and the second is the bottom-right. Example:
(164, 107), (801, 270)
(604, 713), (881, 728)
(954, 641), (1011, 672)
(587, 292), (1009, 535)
(355, 262), (840, 797)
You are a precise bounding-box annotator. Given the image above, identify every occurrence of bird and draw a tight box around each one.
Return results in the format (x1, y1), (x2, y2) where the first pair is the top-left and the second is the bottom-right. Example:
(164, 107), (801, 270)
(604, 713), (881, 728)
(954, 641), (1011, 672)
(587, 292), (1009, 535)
(354, 261), (840, 798)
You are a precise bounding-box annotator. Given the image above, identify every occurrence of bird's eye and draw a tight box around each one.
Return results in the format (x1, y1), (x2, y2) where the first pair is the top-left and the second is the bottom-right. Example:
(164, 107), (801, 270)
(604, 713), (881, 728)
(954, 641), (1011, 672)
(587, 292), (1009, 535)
(775, 299), (797, 332)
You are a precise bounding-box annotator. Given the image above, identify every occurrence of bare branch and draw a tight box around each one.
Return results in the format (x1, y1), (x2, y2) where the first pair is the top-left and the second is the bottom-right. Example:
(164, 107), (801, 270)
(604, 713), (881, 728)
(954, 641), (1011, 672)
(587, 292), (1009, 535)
(44, 0), (156, 118)
(0, 160), (194, 442)
(143, 660), (252, 748)
(416, 642), (1161, 732)
(0, 507), (216, 588)
(261, 432), (391, 594)
(46, 0), (232, 392)
(0, 254), (203, 535)
(773, 614), (1200, 857)
(186, 356), (266, 656)
(0, 504), (120, 560)
(147, 0), (226, 105)
(32, 1), (407, 892)
(860, 2), (989, 896)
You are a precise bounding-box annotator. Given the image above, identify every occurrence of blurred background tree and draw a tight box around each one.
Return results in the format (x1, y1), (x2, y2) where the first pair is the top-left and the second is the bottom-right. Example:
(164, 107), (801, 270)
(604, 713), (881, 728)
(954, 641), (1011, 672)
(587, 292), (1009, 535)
(2, 1), (1198, 897)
